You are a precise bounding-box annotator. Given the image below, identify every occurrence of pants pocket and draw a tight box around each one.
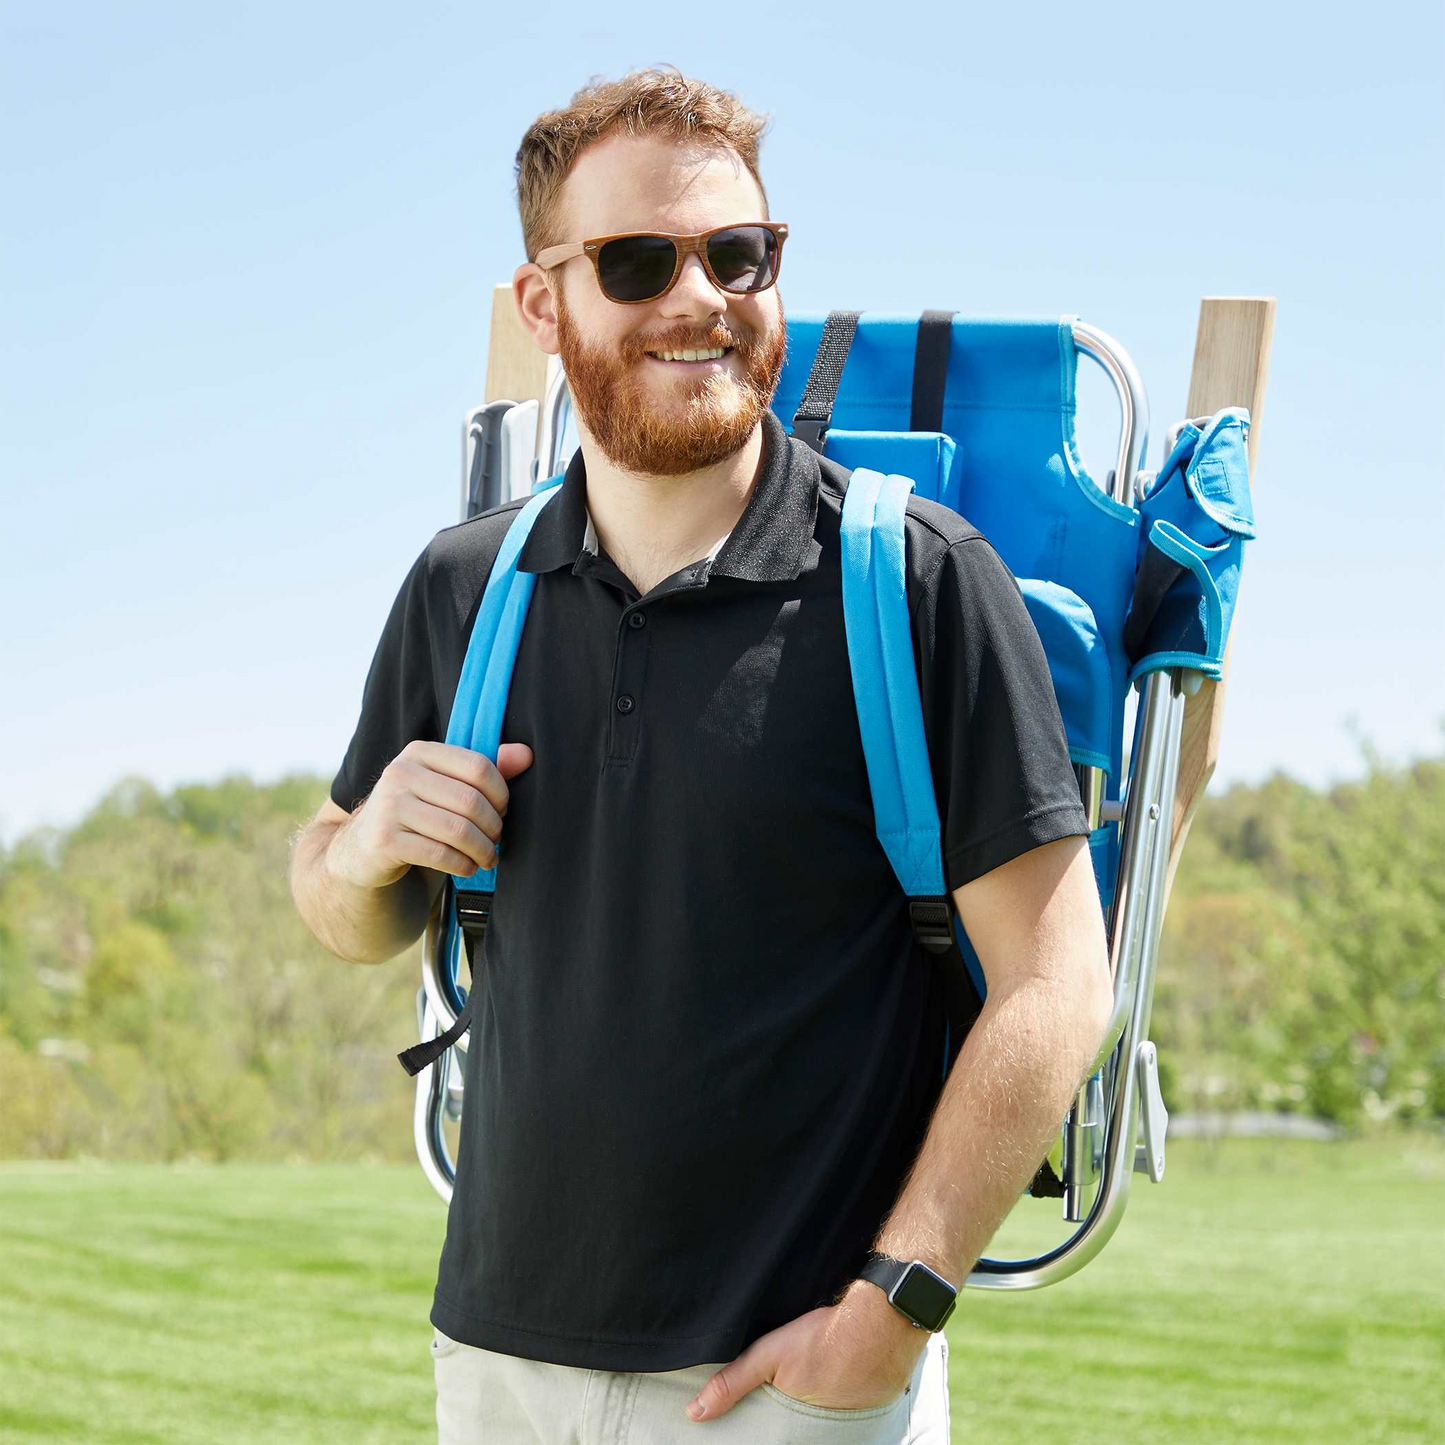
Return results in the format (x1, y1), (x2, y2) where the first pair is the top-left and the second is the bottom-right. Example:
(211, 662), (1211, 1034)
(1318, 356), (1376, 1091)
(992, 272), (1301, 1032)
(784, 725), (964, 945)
(759, 1379), (908, 1421)
(430, 1326), (464, 1361)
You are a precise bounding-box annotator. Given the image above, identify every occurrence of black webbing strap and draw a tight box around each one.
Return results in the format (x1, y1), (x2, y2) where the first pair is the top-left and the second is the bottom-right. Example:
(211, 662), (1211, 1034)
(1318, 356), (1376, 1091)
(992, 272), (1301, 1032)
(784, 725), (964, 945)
(909, 310), (956, 432)
(790, 309), (861, 454)
(396, 890), (492, 1077)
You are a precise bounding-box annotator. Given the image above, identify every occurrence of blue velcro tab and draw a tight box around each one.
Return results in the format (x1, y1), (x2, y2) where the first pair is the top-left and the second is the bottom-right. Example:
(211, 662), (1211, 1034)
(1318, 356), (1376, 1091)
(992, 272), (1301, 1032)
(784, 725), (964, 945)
(838, 466), (947, 900)
(1124, 406), (1255, 685)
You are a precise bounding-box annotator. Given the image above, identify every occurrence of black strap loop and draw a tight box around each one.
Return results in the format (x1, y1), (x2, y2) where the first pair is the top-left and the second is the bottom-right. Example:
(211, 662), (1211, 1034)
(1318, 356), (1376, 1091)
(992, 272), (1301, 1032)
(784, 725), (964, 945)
(790, 310), (861, 454)
(396, 890), (492, 1077)
(909, 310), (956, 432)
(397, 994), (474, 1077)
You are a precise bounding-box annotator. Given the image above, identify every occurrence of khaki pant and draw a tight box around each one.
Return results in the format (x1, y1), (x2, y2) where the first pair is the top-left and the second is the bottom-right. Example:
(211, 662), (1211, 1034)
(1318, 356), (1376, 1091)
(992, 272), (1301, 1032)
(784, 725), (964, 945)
(431, 1324), (951, 1443)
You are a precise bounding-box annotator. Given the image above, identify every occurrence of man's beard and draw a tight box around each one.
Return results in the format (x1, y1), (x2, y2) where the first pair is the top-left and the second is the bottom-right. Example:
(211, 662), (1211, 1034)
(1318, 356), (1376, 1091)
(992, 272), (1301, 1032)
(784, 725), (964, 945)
(553, 286), (788, 478)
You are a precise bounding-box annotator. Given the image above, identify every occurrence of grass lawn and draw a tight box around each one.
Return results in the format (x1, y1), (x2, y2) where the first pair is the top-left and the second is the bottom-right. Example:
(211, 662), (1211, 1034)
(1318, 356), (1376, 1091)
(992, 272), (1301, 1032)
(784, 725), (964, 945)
(1, 1134), (1440, 1443)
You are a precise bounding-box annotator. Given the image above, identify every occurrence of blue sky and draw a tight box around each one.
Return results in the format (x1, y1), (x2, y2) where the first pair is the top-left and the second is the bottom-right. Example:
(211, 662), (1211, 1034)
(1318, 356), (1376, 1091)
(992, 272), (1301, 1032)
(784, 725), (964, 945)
(2, 2), (1442, 847)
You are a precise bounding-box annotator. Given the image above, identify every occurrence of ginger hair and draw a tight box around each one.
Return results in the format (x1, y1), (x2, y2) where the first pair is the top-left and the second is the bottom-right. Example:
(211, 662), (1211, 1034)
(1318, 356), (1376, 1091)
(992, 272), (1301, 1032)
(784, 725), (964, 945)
(513, 64), (773, 263)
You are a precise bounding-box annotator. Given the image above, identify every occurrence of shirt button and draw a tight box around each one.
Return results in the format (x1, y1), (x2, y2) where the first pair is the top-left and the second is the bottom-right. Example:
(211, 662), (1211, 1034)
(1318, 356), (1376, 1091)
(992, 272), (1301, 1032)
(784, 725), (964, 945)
(616, 694), (635, 713)
(628, 612), (646, 629)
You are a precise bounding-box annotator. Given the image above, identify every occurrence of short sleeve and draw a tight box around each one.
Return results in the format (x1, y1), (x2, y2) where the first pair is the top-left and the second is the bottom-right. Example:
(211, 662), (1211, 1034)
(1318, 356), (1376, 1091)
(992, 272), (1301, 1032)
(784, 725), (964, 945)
(915, 537), (1091, 891)
(330, 542), (442, 814)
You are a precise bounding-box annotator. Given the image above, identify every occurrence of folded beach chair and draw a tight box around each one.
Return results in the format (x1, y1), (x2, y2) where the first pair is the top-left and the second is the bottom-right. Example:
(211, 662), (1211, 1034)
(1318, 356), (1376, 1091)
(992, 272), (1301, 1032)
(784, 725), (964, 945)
(404, 296), (1273, 1291)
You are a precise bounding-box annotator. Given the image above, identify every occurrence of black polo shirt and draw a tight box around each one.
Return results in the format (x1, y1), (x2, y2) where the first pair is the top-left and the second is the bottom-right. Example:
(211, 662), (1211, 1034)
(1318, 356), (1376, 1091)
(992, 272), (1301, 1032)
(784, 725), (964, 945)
(331, 405), (1090, 1372)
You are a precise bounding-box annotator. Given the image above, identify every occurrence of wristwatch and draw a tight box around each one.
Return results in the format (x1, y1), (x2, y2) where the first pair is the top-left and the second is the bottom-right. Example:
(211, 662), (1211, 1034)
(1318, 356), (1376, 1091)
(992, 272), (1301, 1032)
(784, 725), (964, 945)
(858, 1250), (958, 1331)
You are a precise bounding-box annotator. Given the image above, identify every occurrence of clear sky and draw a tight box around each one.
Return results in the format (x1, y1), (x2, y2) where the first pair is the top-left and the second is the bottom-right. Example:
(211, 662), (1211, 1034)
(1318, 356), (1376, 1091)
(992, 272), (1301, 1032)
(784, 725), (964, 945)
(3, 1), (1442, 847)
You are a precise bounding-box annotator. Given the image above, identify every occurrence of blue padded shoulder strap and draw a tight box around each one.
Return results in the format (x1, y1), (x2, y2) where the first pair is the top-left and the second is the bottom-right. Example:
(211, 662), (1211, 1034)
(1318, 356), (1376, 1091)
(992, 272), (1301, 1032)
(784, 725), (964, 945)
(839, 467), (991, 1054)
(396, 483), (563, 1077)
(448, 483), (564, 894)
(838, 467), (948, 901)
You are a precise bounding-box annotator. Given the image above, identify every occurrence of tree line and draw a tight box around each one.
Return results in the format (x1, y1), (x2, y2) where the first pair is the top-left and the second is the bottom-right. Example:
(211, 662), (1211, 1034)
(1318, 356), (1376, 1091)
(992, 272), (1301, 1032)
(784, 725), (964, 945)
(1, 733), (1440, 1161)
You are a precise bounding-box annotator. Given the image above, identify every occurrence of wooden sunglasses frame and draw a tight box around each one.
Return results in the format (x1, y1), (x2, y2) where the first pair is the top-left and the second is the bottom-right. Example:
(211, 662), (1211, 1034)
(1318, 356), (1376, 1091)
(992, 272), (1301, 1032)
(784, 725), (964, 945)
(533, 223), (789, 305)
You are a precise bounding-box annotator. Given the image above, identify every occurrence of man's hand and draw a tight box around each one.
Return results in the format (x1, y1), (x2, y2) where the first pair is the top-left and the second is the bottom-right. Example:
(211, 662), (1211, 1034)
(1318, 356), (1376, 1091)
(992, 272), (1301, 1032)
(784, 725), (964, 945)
(328, 739), (534, 890)
(684, 1279), (927, 1422)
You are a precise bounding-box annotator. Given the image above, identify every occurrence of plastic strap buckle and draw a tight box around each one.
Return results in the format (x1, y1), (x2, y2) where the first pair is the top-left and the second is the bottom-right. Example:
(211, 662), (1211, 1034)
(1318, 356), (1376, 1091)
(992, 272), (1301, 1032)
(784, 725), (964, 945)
(790, 416), (828, 454)
(790, 308), (861, 456)
(908, 896), (955, 955)
(454, 890), (494, 935)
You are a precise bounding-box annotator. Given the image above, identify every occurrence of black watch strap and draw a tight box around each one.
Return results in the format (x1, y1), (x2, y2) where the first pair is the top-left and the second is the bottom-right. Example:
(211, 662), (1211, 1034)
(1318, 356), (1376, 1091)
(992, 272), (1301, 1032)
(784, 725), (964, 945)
(858, 1250), (958, 1332)
(859, 1249), (910, 1294)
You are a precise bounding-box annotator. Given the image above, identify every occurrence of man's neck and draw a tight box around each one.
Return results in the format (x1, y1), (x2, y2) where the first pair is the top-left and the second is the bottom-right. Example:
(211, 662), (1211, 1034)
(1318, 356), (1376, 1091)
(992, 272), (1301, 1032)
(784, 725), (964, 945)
(577, 422), (766, 596)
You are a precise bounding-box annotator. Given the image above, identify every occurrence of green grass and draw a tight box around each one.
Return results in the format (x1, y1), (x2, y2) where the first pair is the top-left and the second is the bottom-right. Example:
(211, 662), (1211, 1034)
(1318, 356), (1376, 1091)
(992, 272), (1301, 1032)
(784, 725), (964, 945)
(1, 1135), (1441, 1443)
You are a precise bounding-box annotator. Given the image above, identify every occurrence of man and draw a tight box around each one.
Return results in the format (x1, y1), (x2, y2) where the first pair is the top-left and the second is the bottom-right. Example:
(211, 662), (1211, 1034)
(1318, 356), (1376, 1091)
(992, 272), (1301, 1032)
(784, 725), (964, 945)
(290, 64), (1113, 1445)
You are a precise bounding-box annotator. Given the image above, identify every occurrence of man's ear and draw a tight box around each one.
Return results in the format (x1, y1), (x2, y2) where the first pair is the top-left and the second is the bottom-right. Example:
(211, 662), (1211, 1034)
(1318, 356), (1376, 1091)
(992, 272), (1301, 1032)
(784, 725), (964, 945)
(513, 263), (560, 356)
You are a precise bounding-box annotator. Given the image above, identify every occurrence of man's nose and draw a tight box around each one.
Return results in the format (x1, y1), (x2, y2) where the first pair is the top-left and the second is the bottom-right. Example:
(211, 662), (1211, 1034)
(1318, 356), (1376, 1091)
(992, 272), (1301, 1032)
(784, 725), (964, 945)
(659, 251), (727, 317)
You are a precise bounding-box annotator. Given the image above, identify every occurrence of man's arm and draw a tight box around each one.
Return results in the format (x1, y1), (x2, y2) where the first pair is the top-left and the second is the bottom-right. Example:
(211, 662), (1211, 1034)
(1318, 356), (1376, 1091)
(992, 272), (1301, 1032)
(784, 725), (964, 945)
(682, 830), (1113, 1421)
(835, 829), (1113, 1326)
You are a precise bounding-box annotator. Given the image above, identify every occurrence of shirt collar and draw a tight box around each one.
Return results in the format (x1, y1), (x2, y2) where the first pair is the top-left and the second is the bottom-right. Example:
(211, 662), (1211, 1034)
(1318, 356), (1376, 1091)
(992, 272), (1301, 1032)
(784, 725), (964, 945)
(516, 406), (823, 582)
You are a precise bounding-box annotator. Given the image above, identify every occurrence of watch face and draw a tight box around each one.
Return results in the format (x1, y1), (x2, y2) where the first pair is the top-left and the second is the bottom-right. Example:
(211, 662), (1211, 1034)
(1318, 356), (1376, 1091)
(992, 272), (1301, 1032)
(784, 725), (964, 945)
(892, 1262), (957, 1332)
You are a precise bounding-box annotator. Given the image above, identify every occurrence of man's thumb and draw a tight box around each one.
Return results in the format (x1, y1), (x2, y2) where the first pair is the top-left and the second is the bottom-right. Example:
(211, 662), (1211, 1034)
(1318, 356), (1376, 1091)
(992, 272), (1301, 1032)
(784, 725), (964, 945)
(494, 742), (534, 780)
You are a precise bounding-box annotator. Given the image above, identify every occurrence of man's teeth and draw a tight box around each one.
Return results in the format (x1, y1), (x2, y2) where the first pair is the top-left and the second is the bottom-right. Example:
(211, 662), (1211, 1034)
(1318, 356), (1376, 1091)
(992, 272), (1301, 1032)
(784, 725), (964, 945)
(649, 347), (729, 362)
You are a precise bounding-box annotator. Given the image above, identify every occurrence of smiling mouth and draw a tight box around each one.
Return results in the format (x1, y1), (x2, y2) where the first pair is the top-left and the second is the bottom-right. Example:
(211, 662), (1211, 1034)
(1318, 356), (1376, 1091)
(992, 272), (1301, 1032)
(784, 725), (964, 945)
(643, 347), (735, 367)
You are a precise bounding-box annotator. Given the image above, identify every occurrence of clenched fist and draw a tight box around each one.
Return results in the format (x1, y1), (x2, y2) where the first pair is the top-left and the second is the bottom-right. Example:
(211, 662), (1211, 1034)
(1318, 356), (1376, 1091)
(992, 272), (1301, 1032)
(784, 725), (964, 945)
(329, 739), (534, 890)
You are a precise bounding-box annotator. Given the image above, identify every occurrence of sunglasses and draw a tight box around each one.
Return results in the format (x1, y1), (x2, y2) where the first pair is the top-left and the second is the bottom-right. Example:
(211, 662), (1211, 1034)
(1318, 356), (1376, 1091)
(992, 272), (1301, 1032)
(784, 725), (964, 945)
(534, 222), (788, 305)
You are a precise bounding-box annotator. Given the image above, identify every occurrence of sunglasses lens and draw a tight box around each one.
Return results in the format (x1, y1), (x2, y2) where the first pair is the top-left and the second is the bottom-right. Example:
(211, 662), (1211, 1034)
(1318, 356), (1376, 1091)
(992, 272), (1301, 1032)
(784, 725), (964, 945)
(707, 226), (779, 292)
(596, 235), (678, 302)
